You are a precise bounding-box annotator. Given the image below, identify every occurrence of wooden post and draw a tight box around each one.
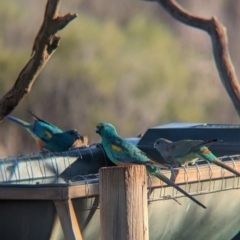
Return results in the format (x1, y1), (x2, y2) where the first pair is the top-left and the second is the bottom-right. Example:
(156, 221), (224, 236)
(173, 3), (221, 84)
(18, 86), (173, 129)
(99, 165), (149, 240)
(54, 199), (83, 240)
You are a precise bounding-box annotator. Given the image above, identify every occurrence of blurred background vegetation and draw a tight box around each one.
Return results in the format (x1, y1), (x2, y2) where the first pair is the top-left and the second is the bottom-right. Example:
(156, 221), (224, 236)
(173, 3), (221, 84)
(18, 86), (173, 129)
(0, 0), (239, 155)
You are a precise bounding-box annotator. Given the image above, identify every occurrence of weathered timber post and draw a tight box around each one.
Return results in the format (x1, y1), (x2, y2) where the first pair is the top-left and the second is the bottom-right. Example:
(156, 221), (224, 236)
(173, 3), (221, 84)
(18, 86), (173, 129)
(99, 165), (149, 240)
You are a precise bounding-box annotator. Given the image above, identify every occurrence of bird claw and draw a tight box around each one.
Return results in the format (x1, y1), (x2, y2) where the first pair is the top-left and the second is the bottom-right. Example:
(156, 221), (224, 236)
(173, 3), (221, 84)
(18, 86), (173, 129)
(163, 195), (182, 205)
(39, 149), (53, 156)
(40, 149), (49, 154)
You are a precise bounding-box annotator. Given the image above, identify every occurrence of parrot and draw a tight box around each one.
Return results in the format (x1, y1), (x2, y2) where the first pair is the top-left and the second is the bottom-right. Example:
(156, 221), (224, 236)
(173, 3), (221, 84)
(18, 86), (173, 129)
(96, 122), (206, 209)
(6, 112), (82, 152)
(154, 138), (240, 176)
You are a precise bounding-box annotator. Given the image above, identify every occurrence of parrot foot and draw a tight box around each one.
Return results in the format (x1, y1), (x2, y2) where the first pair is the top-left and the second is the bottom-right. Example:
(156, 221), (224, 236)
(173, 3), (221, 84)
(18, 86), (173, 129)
(163, 195), (182, 205)
(39, 149), (54, 156)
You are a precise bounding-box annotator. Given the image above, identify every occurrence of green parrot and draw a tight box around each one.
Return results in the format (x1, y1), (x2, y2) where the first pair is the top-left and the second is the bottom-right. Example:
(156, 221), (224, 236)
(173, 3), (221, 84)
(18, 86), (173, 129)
(154, 138), (240, 176)
(96, 122), (206, 209)
(6, 111), (81, 152)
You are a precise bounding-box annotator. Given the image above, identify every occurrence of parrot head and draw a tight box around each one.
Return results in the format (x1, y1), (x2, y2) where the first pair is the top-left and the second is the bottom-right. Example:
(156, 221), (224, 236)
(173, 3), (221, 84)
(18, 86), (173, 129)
(44, 129), (82, 152)
(96, 122), (118, 137)
(154, 138), (172, 151)
(64, 129), (82, 140)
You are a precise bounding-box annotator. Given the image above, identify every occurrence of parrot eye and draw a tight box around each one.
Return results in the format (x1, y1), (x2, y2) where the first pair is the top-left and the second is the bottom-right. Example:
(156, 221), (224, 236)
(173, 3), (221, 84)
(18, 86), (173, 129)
(70, 130), (78, 135)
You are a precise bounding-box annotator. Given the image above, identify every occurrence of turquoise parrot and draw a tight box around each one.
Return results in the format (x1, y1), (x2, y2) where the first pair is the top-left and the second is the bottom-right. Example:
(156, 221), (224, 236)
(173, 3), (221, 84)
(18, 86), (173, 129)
(154, 138), (240, 176)
(6, 111), (82, 152)
(96, 122), (206, 209)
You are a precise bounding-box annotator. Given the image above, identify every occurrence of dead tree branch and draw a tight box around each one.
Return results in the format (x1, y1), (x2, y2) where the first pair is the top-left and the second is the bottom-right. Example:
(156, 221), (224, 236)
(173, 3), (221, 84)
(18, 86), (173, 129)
(0, 0), (77, 121)
(152, 0), (240, 116)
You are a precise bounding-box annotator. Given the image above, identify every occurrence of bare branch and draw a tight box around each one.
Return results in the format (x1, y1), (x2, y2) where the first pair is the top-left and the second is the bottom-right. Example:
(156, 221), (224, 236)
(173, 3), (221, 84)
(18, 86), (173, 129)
(0, 0), (77, 121)
(154, 0), (240, 116)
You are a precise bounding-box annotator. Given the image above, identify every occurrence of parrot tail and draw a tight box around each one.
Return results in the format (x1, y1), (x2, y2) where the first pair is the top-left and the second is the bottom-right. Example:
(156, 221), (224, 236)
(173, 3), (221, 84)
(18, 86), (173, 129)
(28, 110), (57, 127)
(192, 139), (219, 152)
(6, 115), (31, 129)
(6, 115), (44, 149)
(201, 138), (219, 146)
(151, 168), (206, 209)
(27, 110), (42, 121)
(198, 149), (240, 177)
(211, 158), (240, 177)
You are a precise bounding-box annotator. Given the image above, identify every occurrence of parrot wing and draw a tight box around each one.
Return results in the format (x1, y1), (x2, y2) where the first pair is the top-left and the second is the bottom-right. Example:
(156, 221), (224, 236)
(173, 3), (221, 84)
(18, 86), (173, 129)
(191, 139), (219, 152)
(48, 133), (74, 151)
(166, 140), (204, 158)
(32, 120), (63, 142)
(110, 137), (167, 169)
(28, 110), (60, 128)
(28, 110), (63, 135)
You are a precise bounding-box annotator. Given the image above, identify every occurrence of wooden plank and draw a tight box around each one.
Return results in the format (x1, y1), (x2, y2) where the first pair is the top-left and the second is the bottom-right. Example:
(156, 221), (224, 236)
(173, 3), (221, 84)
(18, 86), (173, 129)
(0, 183), (98, 200)
(0, 161), (238, 200)
(151, 161), (240, 188)
(0, 186), (68, 200)
(99, 165), (149, 240)
(54, 199), (83, 240)
(68, 182), (99, 199)
(0, 184), (98, 200)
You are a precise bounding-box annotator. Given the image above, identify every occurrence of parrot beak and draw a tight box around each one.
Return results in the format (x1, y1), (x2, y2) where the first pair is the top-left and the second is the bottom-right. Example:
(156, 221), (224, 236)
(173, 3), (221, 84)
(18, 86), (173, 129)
(153, 143), (156, 149)
(95, 127), (100, 134)
(73, 129), (81, 139)
(96, 123), (102, 134)
(76, 132), (81, 139)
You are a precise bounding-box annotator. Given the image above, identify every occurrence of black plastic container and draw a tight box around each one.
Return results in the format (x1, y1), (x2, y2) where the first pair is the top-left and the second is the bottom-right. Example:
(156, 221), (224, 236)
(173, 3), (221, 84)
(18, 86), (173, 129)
(137, 122), (240, 164)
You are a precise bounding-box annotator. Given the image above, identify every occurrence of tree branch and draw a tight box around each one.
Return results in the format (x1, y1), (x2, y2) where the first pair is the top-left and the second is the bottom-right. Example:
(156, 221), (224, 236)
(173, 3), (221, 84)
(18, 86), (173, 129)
(151, 0), (240, 116)
(0, 0), (77, 121)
